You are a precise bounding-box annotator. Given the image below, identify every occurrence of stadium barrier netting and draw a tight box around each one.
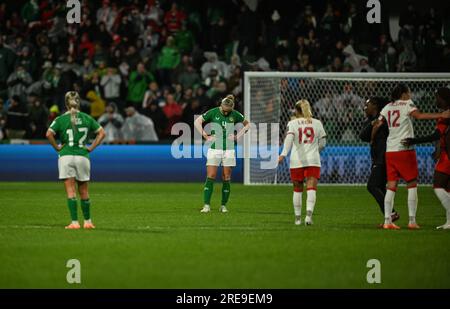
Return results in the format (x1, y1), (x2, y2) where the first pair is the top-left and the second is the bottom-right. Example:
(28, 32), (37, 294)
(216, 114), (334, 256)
(243, 72), (450, 185)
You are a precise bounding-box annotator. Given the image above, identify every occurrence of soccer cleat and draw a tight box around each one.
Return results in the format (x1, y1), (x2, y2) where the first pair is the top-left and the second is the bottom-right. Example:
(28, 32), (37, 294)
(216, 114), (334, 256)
(219, 205), (228, 213)
(436, 223), (450, 230)
(65, 222), (81, 229)
(200, 205), (211, 213)
(382, 223), (400, 230)
(83, 222), (95, 229)
(305, 216), (313, 226)
(391, 212), (400, 222)
(407, 223), (420, 230)
(294, 216), (301, 225)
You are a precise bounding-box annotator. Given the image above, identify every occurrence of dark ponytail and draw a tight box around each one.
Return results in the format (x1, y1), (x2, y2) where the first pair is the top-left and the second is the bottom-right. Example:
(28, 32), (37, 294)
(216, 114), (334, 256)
(391, 83), (410, 101)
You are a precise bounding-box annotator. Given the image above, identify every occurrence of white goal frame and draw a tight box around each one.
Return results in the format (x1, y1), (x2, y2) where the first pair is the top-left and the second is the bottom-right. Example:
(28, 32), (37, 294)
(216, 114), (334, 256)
(243, 72), (450, 185)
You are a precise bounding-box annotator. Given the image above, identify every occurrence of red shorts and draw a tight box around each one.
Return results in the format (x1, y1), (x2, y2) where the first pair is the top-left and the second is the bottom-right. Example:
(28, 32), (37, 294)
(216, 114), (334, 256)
(290, 166), (321, 182)
(385, 150), (418, 182)
(436, 152), (450, 175)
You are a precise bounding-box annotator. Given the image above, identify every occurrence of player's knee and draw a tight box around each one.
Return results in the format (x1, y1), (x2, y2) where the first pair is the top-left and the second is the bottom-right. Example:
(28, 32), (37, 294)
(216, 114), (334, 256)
(406, 180), (417, 188)
(293, 182), (303, 192)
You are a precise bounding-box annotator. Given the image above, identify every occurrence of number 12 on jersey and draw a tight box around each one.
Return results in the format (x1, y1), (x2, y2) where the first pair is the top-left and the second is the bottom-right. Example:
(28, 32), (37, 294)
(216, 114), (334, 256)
(387, 110), (400, 128)
(298, 127), (315, 144)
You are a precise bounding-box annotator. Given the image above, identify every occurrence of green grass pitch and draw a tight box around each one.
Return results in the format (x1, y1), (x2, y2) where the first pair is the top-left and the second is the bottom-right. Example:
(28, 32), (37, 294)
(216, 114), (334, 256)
(0, 182), (449, 288)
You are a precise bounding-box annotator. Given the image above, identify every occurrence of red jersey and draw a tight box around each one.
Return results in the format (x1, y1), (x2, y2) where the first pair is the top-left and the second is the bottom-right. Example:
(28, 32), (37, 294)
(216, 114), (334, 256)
(436, 118), (450, 175)
(437, 118), (449, 153)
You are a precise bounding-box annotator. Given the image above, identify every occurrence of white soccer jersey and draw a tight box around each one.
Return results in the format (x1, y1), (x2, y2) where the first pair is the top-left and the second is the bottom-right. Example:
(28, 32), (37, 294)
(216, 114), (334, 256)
(379, 99), (418, 152)
(283, 117), (326, 168)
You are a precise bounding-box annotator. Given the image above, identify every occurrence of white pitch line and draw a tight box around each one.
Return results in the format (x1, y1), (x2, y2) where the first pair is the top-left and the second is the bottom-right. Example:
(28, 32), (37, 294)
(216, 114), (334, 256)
(0, 225), (54, 229)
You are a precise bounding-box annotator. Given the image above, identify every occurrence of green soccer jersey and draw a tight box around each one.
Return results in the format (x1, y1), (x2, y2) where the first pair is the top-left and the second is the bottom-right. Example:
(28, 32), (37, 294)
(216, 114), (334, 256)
(202, 107), (245, 150)
(49, 111), (101, 158)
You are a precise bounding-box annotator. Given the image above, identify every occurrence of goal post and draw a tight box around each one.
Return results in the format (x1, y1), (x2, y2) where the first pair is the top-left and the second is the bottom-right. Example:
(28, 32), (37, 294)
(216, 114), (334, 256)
(243, 72), (450, 185)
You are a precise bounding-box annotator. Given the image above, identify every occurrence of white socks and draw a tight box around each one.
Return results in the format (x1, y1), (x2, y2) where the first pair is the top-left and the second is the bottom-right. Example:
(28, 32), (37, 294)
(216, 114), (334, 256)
(384, 189), (396, 224)
(306, 189), (316, 216)
(293, 191), (302, 216)
(293, 189), (316, 218)
(407, 187), (418, 224)
(434, 188), (450, 223)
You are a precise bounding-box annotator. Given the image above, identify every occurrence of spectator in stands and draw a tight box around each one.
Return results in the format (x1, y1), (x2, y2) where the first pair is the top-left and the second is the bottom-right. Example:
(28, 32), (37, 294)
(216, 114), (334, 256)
(157, 36), (180, 86)
(0, 35), (16, 97)
(21, 0), (39, 24)
(98, 103), (124, 143)
(358, 58), (376, 73)
(78, 33), (95, 60)
(15, 46), (37, 80)
(200, 52), (227, 80)
(29, 97), (49, 139)
(7, 64), (32, 103)
(122, 106), (158, 142)
(142, 81), (162, 109)
(162, 93), (183, 135)
(93, 22), (113, 49)
(227, 66), (242, 96)
(142, 101), (167, 138)
(141, 24), (160, 55)
(5, 95), (29, 139)
(127, 62), (155, 108)
(203, 68), (225, 88)
(0, 98), (6, 140)
(164, 3), (186, 34)
(96, 0), (117, 32)
(101, 67), (122, 110)
(85, 89), (104, 119)
(178, 64), (200, 91)
(175, 22), (195, 54)
(179, 87), (194, 107)
(181, 98), (202, 132)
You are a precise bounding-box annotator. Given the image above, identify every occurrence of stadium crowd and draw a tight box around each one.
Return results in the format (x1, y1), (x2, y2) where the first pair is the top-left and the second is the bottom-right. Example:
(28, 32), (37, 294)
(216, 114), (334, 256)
(0, 0), (449, 142)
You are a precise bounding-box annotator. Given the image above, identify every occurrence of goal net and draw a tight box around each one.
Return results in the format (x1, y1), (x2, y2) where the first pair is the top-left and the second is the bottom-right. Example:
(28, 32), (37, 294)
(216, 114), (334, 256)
(243, 72), (450, 185)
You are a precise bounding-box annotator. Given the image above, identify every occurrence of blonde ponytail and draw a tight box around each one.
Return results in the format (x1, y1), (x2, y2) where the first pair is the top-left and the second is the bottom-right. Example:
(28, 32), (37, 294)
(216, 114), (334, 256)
(65, 91), (81, 130)
(295, 99), (313, 121)
(221, 94), (235, 108)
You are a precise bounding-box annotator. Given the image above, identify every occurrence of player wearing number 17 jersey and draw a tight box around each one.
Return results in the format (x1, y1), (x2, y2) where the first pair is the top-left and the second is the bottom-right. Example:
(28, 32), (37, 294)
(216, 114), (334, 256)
(278, 100), (326, 226)
(372, 84), (450, 230)
(46, 91), (105, 229)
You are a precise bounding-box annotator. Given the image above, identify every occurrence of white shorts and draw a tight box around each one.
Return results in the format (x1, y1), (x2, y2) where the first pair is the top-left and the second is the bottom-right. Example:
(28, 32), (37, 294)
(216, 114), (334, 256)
(206, 149), (236, 167)
(58, 155), (91, 182)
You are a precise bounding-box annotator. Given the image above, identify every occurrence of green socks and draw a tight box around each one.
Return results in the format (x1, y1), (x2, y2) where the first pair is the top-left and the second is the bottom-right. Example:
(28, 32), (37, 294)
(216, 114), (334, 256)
(221, 180), (231, 206)
(203, 178), (231, 206)
(81, 199), (91, 220)
(67, 198), (91, 221)
(67, 198), (78, 221)
(203, 178), (214, 205)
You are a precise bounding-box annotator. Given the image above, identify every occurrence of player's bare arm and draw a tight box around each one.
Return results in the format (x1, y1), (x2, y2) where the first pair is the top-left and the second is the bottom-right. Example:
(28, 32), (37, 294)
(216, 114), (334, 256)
(233, 119), (250, 141)
(46, 129), (62, 152)
(87, 127), (106, 153)
(194, 116), (214, 141)
(410, 109), (450, 120)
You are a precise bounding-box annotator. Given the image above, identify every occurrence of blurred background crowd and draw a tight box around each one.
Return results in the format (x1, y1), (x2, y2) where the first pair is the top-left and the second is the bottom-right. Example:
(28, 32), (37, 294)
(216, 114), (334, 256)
(0, 0), (449, 142)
